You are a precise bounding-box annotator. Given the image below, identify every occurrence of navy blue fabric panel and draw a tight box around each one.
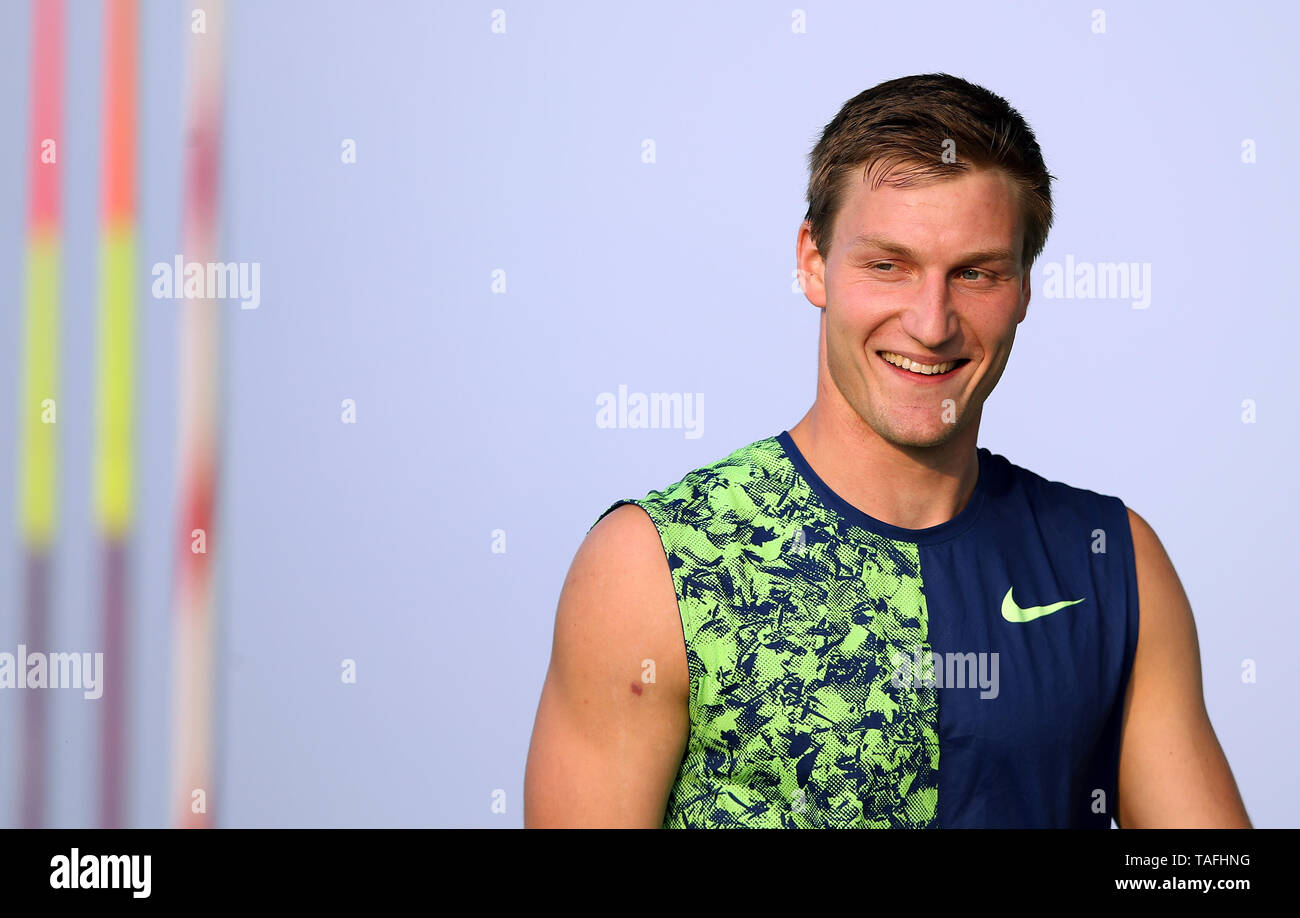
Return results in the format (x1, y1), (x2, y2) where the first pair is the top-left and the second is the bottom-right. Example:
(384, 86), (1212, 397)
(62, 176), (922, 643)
(922, 450), (1139, 828)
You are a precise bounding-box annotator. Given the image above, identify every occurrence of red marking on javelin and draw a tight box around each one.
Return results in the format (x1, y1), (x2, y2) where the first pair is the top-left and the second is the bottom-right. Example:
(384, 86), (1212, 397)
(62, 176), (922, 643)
(28, 0), (63, 232)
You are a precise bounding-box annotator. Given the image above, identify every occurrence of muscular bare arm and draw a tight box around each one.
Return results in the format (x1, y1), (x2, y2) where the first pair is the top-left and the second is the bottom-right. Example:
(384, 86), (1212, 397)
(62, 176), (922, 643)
(1115, 507), (1251, 828)
(523, 504), (690, 828)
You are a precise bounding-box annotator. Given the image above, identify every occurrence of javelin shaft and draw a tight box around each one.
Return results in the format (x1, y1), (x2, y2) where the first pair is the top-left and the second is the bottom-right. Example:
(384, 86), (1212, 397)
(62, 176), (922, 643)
(18, 0), (64, 831)
(94, 0), (139, 831)
(171, 0), (225, 829)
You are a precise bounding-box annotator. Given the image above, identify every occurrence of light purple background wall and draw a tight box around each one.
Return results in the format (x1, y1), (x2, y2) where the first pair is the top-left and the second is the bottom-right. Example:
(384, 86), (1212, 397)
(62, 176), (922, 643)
(0, 0), (1294, 827)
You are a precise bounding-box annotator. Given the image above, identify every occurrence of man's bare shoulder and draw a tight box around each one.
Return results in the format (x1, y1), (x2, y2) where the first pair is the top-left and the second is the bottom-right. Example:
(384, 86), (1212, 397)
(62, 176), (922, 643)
(556, 503), (687, 702)
(581, 502), (669, 572)
(522, 503), (688, 827)
(1115, 505), (1251, 827)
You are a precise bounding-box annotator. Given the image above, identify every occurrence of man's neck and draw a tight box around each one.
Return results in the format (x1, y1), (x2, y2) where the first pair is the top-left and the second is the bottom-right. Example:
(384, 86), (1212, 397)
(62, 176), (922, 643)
(787, 405), (982, 531)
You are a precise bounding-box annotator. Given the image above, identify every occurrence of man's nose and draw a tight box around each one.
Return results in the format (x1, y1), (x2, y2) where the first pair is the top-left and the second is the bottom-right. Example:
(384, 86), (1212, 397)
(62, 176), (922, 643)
(899, 271), (959, 347)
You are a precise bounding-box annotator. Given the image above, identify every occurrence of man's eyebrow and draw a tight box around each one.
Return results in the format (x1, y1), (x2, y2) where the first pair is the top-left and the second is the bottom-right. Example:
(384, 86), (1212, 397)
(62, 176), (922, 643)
(847, 233), (1016, 266)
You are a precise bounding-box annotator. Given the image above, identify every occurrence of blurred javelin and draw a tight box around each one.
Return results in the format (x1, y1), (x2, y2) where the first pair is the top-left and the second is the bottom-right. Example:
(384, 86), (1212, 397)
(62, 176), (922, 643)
(17, 0), (64, 831)
(93, 0), (138, 830)
(170, 0), (226, 829)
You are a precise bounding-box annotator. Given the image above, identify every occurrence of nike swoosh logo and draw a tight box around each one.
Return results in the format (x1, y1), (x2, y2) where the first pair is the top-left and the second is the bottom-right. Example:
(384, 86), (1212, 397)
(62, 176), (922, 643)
(1001, 586), (1084, 623)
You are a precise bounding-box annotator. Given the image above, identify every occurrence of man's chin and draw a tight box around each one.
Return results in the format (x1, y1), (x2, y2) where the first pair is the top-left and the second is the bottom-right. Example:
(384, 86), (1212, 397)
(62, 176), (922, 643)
(870, 418), (963, 450)
(887, 432), (957, 450)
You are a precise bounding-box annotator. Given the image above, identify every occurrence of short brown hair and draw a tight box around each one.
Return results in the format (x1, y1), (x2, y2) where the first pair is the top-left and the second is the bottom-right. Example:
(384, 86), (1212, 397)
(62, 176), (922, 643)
(804, 73), (1055, 271)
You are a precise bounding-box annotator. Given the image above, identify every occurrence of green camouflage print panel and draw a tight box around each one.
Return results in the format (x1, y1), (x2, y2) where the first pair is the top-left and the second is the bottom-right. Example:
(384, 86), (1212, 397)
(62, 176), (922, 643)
(593, 436), (939, 828)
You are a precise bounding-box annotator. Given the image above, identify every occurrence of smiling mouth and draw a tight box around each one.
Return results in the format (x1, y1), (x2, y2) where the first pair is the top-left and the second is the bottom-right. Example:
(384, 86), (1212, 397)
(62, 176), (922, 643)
(877, 351), (971, 377)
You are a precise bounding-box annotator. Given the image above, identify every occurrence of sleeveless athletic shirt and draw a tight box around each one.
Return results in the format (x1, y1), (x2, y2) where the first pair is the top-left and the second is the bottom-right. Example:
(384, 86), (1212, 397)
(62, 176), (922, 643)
(590, 432), (1139, 828)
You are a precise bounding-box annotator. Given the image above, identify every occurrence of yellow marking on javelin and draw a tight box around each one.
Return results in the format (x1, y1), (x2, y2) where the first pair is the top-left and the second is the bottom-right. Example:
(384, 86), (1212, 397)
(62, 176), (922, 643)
(20, 230), (59, 546)
(94, 222), (135, 536)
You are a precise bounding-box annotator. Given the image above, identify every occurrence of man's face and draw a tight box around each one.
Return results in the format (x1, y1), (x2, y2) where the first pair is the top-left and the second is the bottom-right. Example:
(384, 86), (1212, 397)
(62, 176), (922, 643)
(798, 166), (1031, 449)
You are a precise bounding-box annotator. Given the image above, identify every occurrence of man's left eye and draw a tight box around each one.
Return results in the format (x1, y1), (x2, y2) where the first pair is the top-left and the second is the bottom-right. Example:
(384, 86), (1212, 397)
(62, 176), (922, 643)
(959, 268), (987, 281)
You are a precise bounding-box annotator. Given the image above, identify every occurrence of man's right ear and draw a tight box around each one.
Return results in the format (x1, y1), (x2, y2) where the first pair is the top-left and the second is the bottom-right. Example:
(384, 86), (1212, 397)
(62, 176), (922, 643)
(796, 221), (828, 308)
